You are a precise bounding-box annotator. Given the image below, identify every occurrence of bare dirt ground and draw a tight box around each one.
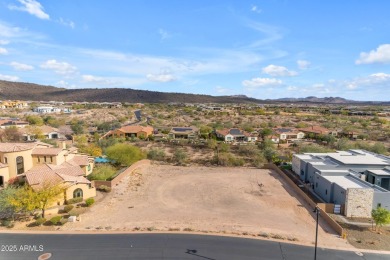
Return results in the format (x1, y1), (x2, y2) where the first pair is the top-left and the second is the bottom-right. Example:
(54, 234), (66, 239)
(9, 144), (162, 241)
(60, 164), (351, 249)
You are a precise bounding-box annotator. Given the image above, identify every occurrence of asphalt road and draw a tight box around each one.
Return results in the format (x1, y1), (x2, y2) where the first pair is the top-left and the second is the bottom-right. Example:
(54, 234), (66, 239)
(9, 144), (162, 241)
(0, 233), (388, 260)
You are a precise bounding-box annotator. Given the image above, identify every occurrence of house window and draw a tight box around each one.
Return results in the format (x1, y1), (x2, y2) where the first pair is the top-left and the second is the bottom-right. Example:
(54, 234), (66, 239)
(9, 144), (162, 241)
(16, 156), (24, 175)
(44, 156), (47, 163)
(73, 188), (83, 199)
(4, 157), (7, 164)
(377, 203), (382, 208)
(38, 157), (40, 163)
(50, 157), (53, 163)
(325, 189), (328, 195)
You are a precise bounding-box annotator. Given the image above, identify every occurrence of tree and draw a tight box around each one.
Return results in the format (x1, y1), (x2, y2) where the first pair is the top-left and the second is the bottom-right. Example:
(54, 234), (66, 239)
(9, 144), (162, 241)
(263, 147), (276, 162)
(0, 126), (22, 142)
(25, 115), (44, 126)
(6, 186), (39, 219)
(79, 143), (103, 157)
(260, 128), (272, 139)
(35, 183), (65, 218)
(371, 207), (390, 231)
(199, 125), (212, 139)
(106, 143), (146, 166)
(0, 186), (20, 219)
(26, 125), (45, 140)
(70, 120), (85, 135)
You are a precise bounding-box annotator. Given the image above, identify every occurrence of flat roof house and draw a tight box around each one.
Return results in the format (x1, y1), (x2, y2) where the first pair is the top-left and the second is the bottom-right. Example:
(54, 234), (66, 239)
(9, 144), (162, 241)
(292, 150), (390, 217)
(168, 127), (199, 139)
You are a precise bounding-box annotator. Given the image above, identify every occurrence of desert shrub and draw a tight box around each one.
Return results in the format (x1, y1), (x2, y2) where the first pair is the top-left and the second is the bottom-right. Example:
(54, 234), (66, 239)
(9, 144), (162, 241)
(252, 154), (267, 168)
(172, 149), (187, 165)
(32, 217), (46, 227)
(85, 198), (95, 207)
(60, 218), (68, 225)
(88, 165), (117, 181)
(1, 220), (14, 228)
(97, 185), (112, 193)
(237, 145), (259, 157)
(49, 216), (62, 225)
(64, 205), (74, 213)
(66, 197), (83, 204)
(147, 149), (166, 161)
(214, 152), (244, 166)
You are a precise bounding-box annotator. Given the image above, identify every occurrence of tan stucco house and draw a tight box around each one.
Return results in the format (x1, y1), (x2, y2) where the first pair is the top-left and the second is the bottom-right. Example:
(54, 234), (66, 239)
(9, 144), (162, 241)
(0, 142), (95, 204)
(101, 125), (154, 139)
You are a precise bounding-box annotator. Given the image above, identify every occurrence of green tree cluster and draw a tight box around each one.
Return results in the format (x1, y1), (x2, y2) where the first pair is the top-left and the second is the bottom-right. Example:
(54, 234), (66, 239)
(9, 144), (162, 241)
(106, 143), (146, 166)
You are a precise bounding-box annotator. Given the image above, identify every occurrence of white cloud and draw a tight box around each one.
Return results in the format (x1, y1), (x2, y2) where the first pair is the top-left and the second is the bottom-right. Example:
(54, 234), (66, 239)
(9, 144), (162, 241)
(346, 72), (390, 90)
(215, 86), (234, 94)
(56, 80), (77, 89)
(297, 60), (310, 70)
(0, 74), (19, 81)
(0, 40), (9, 45)
(262, 64), (297, 77)
(10, 61), (34, 71)
(82, 74), (117, 85)
(245, 21), (283, 48)
(158, 29), (170, 40)
(287, 86), (297, 91)
(242, 77), (282, 90)
(58, 18), (75, 29)
(40, 59), (77, 75)
(0, 47), (8, 55)
(9, 0), (49, 20)
(251, 5), (262, 13)
(356, 44), (390, 64)
(146, 73), (176, 82)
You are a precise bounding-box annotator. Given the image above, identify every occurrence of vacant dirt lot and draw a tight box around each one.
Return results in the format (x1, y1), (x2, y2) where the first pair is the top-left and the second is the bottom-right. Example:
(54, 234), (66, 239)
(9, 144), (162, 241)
(61, 164), (351, 249)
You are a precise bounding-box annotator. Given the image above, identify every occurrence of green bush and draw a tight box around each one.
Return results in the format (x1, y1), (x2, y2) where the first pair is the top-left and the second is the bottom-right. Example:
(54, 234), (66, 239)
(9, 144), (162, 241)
(85, 198), (95, 207)
(33, 217), (46, 226)
(147, 149), (166, 161)
(106, 143), (146, 166)
(88, 165), (117, 181)
(1, 219), (14, 228)
(49, 216), (62, 225)
(97, 185), (112, 192)
(64, 204), (74, 213)
(214, 152), (244, 166)
(66, 197), (83, 204)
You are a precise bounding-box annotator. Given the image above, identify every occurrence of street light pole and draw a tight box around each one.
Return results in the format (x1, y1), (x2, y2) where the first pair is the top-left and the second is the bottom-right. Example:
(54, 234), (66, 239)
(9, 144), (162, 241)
(314, 206), (320, 260)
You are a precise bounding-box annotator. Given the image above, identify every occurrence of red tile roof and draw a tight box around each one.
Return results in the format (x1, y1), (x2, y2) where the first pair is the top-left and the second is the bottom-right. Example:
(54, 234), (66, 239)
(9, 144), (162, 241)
(67, 155), (90, 166)
(32, 148), (63, 156)
(0, 143), (36, 152)
(25, 163), (90, 191)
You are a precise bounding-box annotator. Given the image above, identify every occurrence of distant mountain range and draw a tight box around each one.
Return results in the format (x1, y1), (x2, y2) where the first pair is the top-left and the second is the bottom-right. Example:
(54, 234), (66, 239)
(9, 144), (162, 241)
(0, 80), (388, 105)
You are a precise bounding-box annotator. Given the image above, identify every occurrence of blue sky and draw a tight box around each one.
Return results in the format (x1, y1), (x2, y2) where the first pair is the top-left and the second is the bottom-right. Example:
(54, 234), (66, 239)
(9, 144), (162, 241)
(0, 0), (390, 101)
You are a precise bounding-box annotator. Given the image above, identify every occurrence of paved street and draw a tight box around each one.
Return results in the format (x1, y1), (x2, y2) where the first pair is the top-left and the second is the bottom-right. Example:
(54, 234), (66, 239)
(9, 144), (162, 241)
(0, 233), (388, 260)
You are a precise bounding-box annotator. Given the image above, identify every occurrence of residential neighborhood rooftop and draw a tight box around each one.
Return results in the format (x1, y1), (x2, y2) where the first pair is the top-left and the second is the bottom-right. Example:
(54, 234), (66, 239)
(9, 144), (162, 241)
(322, 175), (372, 190)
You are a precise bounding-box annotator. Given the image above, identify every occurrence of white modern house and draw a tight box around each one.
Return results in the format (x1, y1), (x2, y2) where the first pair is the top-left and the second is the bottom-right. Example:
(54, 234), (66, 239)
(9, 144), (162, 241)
(33, 106), (71, 114)
(292, 150), (390, 217)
